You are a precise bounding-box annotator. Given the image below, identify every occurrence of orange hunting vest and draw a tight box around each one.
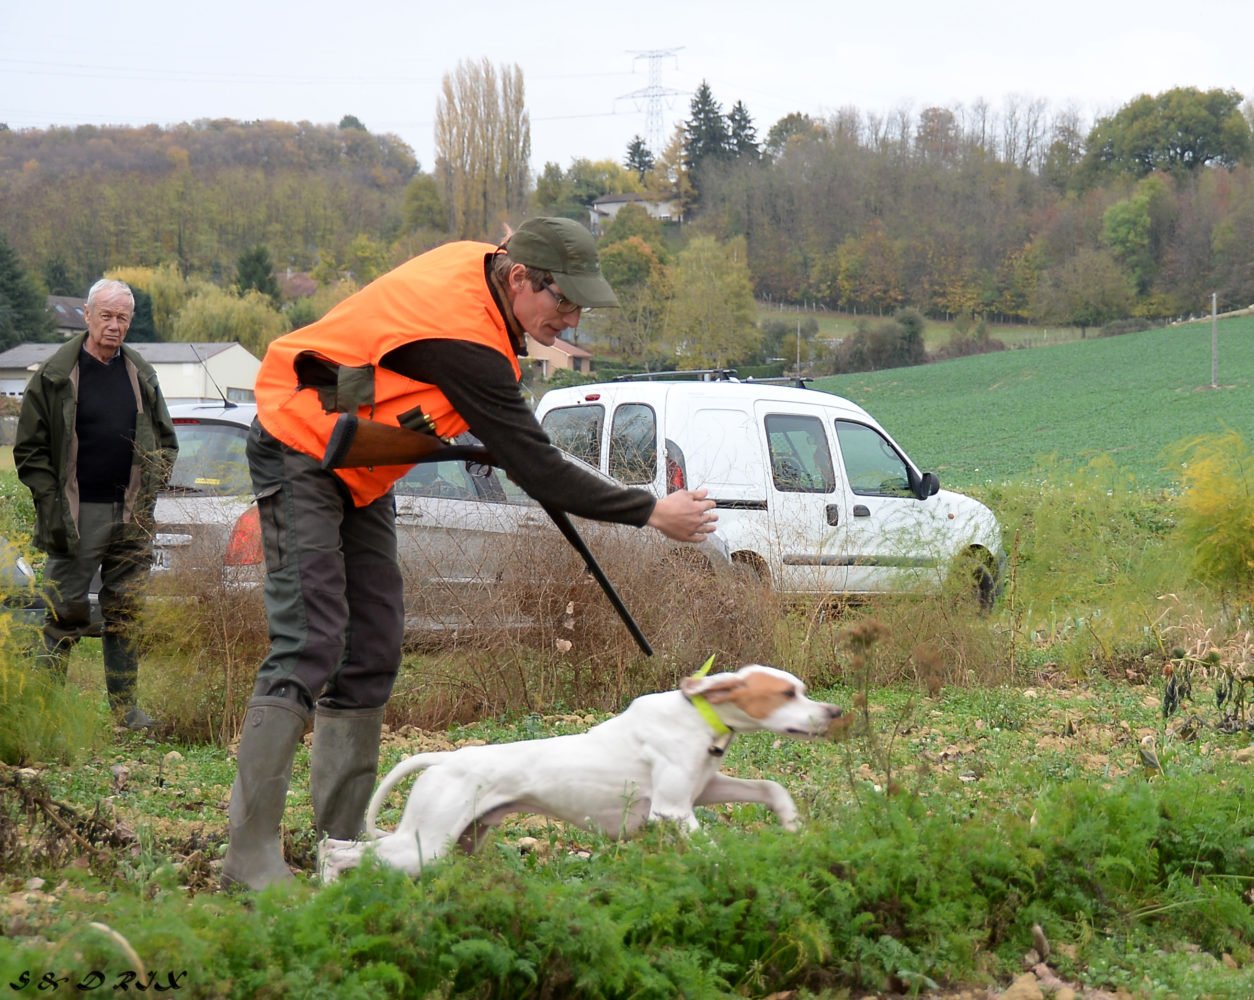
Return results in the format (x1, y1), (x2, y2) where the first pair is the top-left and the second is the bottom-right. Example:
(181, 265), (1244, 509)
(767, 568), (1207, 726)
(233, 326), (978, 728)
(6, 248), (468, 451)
(253, 241), (523, 506)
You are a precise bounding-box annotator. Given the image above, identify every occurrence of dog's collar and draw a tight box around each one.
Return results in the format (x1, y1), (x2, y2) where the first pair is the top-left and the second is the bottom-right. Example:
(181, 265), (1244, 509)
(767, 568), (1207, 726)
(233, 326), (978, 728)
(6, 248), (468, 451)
(687, 654), (733, 755)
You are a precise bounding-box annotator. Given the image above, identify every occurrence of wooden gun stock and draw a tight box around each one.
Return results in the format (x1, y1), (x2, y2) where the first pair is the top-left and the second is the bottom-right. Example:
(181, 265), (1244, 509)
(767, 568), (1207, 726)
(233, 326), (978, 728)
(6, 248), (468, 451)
(321, 413), (493, 470)
(319, 413), (653, 656)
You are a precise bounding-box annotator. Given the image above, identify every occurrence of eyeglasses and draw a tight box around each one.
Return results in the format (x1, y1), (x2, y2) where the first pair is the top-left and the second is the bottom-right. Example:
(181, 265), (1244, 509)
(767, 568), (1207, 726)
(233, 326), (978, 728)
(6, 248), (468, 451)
(540, 278), (582, 316)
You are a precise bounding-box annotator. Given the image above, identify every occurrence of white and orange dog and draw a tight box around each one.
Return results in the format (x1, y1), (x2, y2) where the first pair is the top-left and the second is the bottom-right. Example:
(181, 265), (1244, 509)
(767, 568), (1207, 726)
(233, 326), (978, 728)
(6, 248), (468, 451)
(318, 663), (843, 882)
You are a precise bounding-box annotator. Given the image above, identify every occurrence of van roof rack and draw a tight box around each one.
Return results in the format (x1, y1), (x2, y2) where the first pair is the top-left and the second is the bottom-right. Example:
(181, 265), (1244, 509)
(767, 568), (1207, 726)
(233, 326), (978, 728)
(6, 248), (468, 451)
(610, 369), (813, 388)
(611, 368), (739, 382)
(744, 375), (814, 388)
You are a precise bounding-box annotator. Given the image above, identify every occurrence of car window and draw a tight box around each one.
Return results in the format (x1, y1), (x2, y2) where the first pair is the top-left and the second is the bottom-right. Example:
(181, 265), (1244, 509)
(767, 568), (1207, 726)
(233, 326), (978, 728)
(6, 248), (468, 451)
(607, 403), (657, 486)
(166, 422), (252, 496)
(764, 414), (835, 493)
(395, 460), (479, 499)
(540, 405), (603, 468)
(834, 420), (912, 496)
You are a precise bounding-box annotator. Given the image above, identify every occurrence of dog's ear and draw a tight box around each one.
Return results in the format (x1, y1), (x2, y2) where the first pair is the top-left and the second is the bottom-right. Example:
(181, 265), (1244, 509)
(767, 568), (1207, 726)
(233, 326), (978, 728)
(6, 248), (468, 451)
(681, 674), (747, 703)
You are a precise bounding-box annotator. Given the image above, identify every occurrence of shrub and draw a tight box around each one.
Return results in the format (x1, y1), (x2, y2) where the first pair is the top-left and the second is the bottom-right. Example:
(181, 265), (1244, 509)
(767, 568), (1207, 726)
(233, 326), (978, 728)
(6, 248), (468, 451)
(1170, 429), (1254, 602)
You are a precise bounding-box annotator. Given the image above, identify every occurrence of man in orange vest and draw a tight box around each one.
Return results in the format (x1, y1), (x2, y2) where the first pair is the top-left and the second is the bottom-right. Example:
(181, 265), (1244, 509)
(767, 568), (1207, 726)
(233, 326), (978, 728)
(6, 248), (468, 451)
(222, 217), (718, 889)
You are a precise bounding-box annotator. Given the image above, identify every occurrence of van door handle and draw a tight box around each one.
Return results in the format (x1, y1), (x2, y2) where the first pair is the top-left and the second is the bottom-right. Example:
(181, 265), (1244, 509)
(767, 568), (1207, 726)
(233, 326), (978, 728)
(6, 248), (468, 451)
(825, 504), (840, 526)
(853, 505), (871, 518)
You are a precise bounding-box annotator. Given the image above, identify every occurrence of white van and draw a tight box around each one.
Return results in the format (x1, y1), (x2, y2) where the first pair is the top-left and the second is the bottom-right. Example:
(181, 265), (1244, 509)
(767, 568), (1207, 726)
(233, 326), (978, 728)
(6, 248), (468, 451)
(536, 373), (1003, 605)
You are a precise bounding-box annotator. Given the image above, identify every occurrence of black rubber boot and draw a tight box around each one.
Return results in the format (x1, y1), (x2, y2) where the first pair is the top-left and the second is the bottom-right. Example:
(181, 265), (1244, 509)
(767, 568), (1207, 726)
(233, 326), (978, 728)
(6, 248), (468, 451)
(103, 631), (153, 729)
(310, 705), (385, 841)
(221, 695), (311, 890)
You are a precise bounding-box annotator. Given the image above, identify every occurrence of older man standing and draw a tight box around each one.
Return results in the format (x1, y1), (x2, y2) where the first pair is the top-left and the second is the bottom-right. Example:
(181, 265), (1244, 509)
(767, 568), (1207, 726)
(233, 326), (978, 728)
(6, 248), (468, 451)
(15, 278), (178, 730)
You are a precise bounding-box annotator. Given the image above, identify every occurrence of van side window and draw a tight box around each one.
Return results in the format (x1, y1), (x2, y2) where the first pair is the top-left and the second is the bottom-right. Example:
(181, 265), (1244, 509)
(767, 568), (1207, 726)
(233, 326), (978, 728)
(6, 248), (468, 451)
(608, 403), (658, 485)
(835, 420), (912, 496)
(765, 414), (835, 493)
(540, 405), (604, 467)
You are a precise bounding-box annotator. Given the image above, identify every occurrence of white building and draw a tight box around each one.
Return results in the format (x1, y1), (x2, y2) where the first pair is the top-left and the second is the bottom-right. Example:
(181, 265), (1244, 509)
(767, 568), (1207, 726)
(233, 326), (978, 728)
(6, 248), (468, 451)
(589, 193), (684, 234)
(0, 342), (261, 403)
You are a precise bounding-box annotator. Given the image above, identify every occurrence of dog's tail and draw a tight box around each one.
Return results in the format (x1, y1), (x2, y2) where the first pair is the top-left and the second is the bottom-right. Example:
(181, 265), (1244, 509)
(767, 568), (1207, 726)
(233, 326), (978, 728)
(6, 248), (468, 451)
(365, 752), (448, 839)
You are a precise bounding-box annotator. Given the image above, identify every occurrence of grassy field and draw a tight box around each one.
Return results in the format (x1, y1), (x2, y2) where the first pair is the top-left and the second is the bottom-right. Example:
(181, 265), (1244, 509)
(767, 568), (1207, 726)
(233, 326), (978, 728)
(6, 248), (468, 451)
(3, 661), (1252, 999)
(4, 323), (1254, 997)
(759, 303), (1086, 352)
(813, 315), (1254, 491)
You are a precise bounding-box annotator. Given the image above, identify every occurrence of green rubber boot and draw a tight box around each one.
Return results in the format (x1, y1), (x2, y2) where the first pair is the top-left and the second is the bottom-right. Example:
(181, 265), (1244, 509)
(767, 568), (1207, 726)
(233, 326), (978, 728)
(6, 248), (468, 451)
(221, 696), (310, 890)
(310, 705), (385, 841)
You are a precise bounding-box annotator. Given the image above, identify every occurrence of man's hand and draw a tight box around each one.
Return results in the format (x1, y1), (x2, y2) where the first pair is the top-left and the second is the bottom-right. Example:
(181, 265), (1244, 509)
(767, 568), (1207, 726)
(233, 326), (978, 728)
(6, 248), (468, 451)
(646, 488), (718, 543)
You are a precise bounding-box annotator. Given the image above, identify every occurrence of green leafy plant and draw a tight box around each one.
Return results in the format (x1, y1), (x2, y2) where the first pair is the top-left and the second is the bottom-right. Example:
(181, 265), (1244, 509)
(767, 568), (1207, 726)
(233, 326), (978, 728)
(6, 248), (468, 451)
(1171, 429), (1254, 603)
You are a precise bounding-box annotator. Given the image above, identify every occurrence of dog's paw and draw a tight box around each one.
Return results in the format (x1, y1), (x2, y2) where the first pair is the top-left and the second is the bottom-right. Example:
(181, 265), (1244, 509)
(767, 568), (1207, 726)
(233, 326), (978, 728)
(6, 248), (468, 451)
(317, 836), (358, 884)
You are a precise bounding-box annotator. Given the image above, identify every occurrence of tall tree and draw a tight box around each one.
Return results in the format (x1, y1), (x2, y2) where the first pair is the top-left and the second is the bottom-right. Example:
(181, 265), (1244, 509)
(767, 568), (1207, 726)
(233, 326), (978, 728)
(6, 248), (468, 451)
(682, 81), (730, 179)
(664, 235), (758, 367)
(41, 256), (75, 296)
(1040, 107), (1086, 192)
(435, 58), (531, 239)
(600, 203), (668, 262)
(1100, 176), (1174, 296)
(764, 112), (820, 160)
(1031, 247), (1134, 336)
(402, 172), (447, 232)
(235, 245), (281, 305)
(597, 236), (669, 363)
(1083, 87), (1252, 180)
(0, 231), (56, 349)
(625, 136), (655, 182)
(727, 101), (760, 160)
(171, 286), (288, 356)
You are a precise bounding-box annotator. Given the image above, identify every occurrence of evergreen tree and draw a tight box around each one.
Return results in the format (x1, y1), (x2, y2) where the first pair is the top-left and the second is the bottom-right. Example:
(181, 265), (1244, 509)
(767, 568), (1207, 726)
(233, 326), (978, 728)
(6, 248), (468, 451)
(235, 245), (281, 306)
(0, 231), (56, 349)
(41, 256), (76, 296)
(682, 81), (730, 176)
(125, 286), (160, 342)
(727, 101), (760, 160)
(625, 135), (655, 181)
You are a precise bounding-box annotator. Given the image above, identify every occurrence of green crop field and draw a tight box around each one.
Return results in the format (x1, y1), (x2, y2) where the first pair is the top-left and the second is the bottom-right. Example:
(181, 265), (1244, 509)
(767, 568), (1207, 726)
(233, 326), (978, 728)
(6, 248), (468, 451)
(814, 315), (1254, 491)
(758, 303), (1086, 351)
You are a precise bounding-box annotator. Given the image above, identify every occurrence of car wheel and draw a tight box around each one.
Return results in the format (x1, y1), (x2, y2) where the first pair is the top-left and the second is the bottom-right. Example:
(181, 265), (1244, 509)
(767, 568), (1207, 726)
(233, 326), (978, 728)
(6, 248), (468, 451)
(731, 552), (769, 584)
(953, 548), (998, 612)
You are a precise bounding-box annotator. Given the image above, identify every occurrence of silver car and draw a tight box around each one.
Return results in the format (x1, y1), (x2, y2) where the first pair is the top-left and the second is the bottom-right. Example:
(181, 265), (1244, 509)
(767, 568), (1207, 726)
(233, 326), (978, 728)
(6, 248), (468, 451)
(152, 402), (729, 638)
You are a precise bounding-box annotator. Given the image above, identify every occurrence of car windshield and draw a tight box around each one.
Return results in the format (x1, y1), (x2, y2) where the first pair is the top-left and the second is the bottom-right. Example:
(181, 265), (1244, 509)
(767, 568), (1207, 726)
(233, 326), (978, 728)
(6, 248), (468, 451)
(165, 421), (252, 496)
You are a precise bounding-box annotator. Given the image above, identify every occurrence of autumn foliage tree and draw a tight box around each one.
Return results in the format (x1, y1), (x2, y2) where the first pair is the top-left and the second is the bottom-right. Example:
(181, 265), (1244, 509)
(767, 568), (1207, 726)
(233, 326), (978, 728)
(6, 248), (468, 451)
(435, 59), (531, 240)
(597, 236), (669, 364)
(664, 235), (758, 368)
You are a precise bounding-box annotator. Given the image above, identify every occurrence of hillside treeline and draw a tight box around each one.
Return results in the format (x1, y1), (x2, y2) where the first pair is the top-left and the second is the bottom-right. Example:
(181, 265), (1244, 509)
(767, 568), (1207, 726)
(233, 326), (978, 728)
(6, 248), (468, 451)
(682, 89), (1254, 325)
(0, 119), (418, 289)
(1, 84), (1252, 339)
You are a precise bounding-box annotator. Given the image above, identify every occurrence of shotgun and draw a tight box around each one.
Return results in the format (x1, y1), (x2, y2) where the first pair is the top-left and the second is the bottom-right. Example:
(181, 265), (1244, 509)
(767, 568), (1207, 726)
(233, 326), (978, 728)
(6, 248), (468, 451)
(320, 413), (653, 656)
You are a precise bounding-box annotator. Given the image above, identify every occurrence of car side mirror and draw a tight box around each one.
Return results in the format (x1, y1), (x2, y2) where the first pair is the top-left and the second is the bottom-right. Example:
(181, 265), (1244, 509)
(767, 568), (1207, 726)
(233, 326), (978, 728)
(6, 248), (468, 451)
(914, 471), (940, 500)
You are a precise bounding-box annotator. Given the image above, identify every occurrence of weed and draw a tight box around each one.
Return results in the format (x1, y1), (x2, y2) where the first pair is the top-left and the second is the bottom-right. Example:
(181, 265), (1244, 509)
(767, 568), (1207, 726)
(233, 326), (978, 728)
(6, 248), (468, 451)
(1171, 429), (1254, 603)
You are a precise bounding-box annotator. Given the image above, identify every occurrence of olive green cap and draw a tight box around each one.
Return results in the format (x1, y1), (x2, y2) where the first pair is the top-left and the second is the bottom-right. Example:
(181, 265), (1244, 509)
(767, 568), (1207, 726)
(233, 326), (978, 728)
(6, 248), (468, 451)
(505, 217), (619, 308)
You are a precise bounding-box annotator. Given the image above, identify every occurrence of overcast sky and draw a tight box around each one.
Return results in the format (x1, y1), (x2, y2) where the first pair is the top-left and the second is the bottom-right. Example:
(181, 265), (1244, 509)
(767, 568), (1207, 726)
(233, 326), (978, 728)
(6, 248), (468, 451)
(4, 0), (1251, 174)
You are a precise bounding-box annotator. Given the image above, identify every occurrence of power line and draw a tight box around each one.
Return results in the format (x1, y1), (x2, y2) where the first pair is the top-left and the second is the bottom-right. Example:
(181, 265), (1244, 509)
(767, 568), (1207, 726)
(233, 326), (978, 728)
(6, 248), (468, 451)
(618, 49), (686, 154)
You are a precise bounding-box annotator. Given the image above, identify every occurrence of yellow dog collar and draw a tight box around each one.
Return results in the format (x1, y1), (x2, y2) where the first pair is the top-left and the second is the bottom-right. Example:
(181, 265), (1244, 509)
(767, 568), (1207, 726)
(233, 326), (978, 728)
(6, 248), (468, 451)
(686, 655), (732, 748)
